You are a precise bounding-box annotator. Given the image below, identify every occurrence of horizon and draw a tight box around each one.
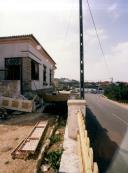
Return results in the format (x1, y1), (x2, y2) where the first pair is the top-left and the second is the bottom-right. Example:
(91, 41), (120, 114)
(55, 77), (128, 83)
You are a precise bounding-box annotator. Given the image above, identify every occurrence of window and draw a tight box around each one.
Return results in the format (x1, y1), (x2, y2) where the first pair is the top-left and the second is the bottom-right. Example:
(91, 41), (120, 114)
(50, 69), (52, 85)
(31, 60), (39, 80)
(43, 65), (47, 84)
(5, 58), (21, 80)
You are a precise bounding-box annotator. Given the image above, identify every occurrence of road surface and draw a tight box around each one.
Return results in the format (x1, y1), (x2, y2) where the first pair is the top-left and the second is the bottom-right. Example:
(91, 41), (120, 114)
(85, 93), (128, 173)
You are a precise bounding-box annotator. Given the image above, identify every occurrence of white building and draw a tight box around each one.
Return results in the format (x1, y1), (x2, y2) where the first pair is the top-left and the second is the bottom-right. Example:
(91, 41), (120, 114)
(0, 34), (56, 96)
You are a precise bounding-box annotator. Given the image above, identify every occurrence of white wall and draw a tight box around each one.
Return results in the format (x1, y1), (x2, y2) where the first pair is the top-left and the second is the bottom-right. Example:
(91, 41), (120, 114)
(28, 44), (54, 90)
(31, 64), (54, 90)
(0, 43), (28, 58)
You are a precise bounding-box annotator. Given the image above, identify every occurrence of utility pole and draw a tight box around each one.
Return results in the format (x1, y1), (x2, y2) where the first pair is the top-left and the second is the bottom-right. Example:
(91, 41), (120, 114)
(79, 0), (85, 99)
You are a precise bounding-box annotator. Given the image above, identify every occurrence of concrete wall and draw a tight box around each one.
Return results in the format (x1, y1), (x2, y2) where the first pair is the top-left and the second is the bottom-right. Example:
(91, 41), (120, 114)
(68, 100), (86, 139)
(0, 80), (20, 97)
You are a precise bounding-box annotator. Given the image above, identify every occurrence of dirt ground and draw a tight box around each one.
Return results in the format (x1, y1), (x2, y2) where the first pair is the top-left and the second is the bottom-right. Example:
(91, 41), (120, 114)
(0, 112), (55, 173)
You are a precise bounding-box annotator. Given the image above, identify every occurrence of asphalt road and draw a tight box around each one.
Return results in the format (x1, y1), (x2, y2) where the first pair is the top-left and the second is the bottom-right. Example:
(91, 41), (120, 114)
(85, 93), (128, 173)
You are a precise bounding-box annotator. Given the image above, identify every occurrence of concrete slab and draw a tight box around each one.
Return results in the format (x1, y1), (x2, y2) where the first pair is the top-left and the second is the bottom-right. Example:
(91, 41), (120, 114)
(59, 125), (80, 173)
(22, 139), (39, 151)
(30, 128), (44, 139)
(0, 96), (33, 112)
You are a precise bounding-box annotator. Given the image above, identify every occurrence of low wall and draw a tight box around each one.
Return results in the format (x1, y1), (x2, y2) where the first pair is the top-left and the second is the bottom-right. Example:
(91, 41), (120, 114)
(60, 99), (99, 173)
(0, 80), (20, 97)
(68, 99), (86, 139)
(77, 111), (99, 173)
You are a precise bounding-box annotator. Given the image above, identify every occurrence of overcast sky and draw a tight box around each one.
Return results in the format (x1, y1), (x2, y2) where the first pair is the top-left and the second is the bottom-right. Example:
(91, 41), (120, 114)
(0, 0), (128, 82)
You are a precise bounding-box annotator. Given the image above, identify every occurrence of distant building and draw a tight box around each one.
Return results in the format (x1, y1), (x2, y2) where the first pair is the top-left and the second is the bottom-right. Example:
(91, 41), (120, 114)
(0, 34), (56, 96)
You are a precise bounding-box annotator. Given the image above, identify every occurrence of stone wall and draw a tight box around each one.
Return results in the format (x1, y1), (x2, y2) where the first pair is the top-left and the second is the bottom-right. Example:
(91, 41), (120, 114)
(0, 80), (20, 97)
(22, 57), (31, 92)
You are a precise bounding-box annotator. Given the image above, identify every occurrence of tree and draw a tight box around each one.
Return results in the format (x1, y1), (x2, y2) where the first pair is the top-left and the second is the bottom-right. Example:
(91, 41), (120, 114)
(104, 83), (128, 102)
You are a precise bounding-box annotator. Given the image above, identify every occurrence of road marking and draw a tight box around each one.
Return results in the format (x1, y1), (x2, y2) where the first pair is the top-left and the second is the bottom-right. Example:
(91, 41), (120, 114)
(112, 113), (128, 126)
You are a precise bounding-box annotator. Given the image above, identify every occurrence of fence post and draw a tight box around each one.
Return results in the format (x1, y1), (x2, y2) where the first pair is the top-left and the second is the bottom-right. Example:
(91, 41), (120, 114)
(67, 99), (86, 139)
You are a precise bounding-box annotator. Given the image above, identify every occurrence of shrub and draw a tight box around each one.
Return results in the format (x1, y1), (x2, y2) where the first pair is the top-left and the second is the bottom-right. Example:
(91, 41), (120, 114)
(45, 150), (63, 171)
(50, 134), (61, 145)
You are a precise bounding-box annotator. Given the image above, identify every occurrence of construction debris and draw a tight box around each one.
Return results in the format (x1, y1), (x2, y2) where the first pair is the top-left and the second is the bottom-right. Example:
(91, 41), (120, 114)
(0, 107), (8, 120)
(43, 92), (70, 102)
(11, 121), (48, 159)
(0, 96), (37, 112)
(41, 164), (50, 172)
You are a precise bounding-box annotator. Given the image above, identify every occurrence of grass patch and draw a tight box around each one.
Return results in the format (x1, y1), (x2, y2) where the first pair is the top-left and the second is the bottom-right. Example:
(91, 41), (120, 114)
(44, 150), (63, 171)
(50, 134), (61, 145)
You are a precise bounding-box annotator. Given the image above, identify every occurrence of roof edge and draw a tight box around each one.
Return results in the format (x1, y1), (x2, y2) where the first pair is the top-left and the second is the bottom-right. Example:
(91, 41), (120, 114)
(0, 34), (56, 65)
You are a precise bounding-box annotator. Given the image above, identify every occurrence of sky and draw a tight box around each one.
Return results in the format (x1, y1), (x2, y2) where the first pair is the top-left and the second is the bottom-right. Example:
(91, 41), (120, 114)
(0, 0), (128, 82)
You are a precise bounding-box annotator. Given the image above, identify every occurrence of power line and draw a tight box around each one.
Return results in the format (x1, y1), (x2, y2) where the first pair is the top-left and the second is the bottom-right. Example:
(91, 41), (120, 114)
(86, 0), (112, 78)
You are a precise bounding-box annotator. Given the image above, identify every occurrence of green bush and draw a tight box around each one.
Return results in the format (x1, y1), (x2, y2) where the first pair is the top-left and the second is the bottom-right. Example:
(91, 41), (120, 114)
(45, 150), (63, 171)
(50, 134), (61, 145)
(104, 83), (128, 102)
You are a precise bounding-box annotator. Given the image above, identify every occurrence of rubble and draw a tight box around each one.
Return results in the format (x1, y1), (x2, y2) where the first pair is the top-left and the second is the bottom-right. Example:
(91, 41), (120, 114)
(41, 164), (50, 172)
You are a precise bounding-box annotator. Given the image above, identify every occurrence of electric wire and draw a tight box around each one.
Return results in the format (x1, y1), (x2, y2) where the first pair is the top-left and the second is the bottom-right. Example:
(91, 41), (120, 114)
(86, 0), (112, 79)
(62, 0), (79, 79)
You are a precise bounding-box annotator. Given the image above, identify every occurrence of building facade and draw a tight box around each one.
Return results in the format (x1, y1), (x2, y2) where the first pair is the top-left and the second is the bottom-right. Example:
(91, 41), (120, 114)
(0, 34), (56, 95)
